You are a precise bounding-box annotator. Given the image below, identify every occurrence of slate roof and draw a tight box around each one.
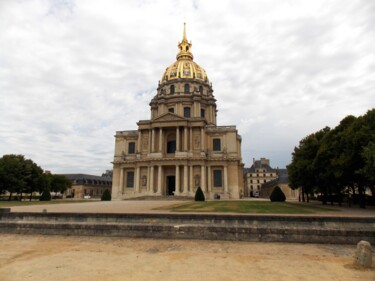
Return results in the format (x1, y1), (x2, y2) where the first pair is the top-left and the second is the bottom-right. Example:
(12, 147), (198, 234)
(246, 161), (276, 173)
(62, 174), (112, 186)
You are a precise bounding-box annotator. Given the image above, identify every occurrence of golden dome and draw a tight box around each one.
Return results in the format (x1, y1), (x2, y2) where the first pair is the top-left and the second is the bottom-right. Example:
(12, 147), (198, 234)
(161, 23), (209, 83)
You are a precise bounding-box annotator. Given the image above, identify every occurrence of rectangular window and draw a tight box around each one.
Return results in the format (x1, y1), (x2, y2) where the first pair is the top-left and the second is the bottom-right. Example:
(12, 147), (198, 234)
(200, 108), (205, 118)
(128, 142), (135, 154)
(126, 171), (134, 188)
(168, 108), (174, 113)
(213, 138), (221, 151)
(213, 170), (223, 187)
(184, 107), (191, 118)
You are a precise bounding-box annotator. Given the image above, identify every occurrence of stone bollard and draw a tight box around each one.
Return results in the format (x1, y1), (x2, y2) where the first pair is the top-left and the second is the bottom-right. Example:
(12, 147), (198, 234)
(354, 240), (373, 268)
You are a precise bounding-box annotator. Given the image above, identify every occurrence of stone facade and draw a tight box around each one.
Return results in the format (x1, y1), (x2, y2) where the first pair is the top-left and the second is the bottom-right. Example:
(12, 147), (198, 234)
(112, 24), (244, 200)
(243, 158), (278, 197)
(64, 174), (112, 199)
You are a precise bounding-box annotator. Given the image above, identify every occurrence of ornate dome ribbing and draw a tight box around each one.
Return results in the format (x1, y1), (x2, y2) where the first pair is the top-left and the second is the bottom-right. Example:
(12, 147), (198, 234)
(161, 23), (209, 83)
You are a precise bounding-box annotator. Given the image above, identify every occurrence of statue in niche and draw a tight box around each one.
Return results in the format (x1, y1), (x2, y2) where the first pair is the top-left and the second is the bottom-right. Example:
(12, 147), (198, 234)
(194, 135), (200, 149)
(141, 175), (147, 187)
(195, 175), (200, 187)
(142, 137), (148, 150)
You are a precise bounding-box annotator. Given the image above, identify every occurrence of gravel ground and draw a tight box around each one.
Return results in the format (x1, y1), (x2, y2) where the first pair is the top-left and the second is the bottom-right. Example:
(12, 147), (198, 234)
(0, 234), (374, 281)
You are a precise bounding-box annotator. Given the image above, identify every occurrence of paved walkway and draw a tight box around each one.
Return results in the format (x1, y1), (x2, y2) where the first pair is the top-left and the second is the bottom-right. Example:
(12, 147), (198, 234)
(8, 199), (375, 217)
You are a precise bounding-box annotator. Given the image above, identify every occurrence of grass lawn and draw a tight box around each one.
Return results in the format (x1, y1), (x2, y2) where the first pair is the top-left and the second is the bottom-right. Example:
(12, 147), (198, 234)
(0, 199), (99, 208)
(156, 201), (339, 214)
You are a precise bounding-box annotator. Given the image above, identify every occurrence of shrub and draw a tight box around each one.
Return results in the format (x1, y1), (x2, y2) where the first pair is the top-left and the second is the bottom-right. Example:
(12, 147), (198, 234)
(101, 189), (112, 201)
(270, 186), (286, 202)
(194, 186), (205, 201)
(39, 189), (51, 201)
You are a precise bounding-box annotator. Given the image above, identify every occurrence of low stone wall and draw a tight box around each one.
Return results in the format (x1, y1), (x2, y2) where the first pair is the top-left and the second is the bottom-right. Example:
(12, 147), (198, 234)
(0, 212), (374, 244)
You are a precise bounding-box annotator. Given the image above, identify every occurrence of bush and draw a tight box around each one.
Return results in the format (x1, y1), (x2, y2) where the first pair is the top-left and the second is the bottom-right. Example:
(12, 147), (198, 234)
(194, 186), (205, 201)
(101, 189), (111, 201)
(39, 189), (51, 201)
(270, 186), (286, 202)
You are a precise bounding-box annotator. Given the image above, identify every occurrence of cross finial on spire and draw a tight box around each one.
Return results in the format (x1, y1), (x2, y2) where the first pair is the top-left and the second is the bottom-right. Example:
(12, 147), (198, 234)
(183, 22), (187, 42)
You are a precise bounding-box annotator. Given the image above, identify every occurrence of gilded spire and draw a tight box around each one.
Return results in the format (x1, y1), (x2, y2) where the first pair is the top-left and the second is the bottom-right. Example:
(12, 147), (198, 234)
(183, 22), (187, 42)
(177, 22), (193, 61)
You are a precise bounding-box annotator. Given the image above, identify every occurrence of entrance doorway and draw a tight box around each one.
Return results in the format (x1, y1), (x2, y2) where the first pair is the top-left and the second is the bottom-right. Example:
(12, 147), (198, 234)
(166, 176), (175, 195)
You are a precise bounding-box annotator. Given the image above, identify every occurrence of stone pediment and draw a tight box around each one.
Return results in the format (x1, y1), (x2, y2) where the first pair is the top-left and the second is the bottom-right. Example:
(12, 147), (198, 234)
(154, 113), (186, 122)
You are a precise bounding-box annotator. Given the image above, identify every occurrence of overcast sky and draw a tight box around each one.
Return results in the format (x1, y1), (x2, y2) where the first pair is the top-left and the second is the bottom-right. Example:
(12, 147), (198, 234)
(0, 0), (374, 175)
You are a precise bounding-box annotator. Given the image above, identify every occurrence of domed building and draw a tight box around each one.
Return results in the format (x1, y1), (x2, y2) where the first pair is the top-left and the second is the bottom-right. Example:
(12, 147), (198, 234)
(111, 24), (244, 199)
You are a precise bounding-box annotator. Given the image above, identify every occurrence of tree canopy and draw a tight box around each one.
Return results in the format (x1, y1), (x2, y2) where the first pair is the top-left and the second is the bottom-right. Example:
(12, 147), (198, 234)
(0, 154), (71, 200)
(288, 109), (375, 208)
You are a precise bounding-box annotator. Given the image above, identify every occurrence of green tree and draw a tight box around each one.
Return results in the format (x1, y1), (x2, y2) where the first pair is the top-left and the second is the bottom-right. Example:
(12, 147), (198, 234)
(288, 127), (330, 202)
(50, 174), (71, 195)
(101, 189), (111, 201)
(0, 155), (28, 200)
(288, 109), (375, 209)
(270, 186), (286, 202)
(359, 142), (375, 193)
(39, 189), (51, 201)
(194, 186), (205, 201)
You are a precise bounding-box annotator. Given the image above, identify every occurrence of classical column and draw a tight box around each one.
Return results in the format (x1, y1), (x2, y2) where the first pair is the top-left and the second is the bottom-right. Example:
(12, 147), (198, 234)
(134, 167), (140, 193)
(183, 165), (188, 194)
(159, 128), (163, 152)
(151, 129), (155, 152)
(189, 127), (193, 151)
(207, 165), (212, 193)
(201, 127), (205, 151)
(176, 127), (180, 152)
(201, 165), (206, 192)
(224, 165), (228, 194)
(148, 129), (152, 153)
(189, 165), (193, 193)
(150, 166), (154, 194)
(119, 168), (124, 195)
(137, 130), (142, 153)
(184, 127), (188, 151)
(175, 165), (180, 195)
(157, 165), (162, 194)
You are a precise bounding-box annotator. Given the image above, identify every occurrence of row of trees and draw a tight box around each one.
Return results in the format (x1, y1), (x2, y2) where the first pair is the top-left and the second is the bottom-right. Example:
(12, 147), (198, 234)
(288, 109), (375, 208)
(0, 154), (71, 201)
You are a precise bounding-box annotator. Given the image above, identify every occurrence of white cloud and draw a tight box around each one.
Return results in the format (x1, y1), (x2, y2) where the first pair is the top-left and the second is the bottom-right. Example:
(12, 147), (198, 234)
(0, 0), (374, 174)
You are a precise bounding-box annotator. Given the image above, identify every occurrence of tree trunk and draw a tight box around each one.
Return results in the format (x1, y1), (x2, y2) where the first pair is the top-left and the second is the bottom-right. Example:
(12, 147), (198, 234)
(20, 192), (23, 201)
(358, 184), (366, 209)
(301, 187), (305, 202)
(8, 192), (12, 201)
(322, 189), (327, 205)
(29, 192), (33, 201)
(306, 192), (309, 203)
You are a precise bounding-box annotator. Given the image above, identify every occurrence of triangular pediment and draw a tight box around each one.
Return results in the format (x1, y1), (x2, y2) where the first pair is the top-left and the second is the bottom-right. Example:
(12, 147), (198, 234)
(154, 113), (186, 122)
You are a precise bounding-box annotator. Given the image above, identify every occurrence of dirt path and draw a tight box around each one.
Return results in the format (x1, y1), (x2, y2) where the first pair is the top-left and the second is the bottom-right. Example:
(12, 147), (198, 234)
(0, 234), (373, 281)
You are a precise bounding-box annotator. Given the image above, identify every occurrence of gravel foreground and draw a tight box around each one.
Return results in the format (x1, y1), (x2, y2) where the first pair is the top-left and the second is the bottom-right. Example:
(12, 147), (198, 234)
(0, 234), (374, 281)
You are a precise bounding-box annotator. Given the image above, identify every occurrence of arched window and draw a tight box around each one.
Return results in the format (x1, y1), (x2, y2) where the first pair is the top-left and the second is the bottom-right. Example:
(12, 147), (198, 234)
(199, 86), (203, 94)
(184, 107), (191, 118)
(184, 84), (190, 93)
(170, 85), (175, 94)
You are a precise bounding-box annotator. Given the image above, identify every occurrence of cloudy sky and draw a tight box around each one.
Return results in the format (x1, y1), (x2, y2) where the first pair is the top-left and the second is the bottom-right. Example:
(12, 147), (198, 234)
(0, 0), (374, 175)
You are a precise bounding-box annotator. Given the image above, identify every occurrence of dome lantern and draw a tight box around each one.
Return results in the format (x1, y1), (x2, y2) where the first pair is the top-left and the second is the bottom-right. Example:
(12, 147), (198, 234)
(176, 23), (193, 61)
